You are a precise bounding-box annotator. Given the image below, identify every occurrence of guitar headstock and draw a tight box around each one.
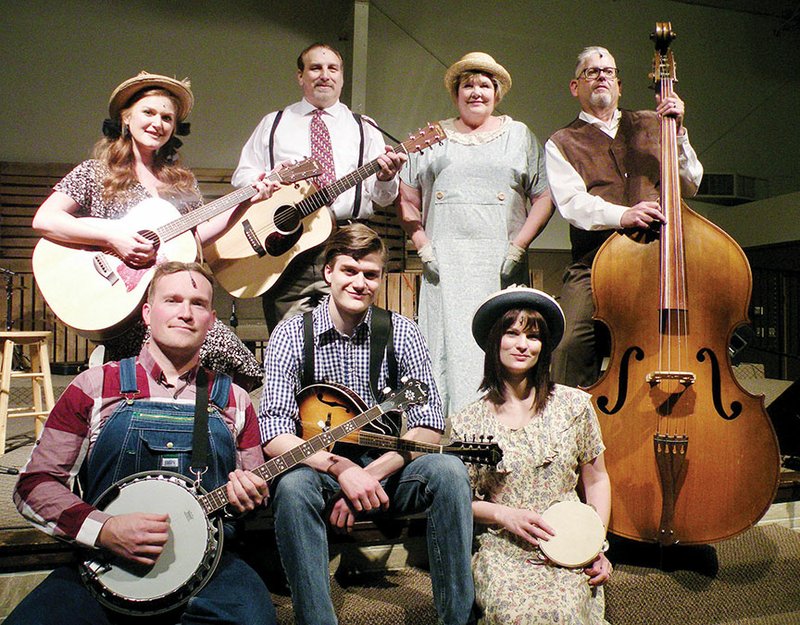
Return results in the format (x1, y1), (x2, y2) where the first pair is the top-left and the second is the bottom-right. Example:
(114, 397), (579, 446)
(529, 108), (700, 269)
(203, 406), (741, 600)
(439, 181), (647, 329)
(379, 378), (429, 413)
(446, 439), (504, 467)
(399, 122), (447, 156)
(276, 157), (323, 184)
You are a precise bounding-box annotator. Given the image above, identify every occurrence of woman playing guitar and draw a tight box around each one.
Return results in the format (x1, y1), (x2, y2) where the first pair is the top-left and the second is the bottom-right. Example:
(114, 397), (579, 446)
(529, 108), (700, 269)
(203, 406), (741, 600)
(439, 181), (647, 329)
(32, 71), (279, 388)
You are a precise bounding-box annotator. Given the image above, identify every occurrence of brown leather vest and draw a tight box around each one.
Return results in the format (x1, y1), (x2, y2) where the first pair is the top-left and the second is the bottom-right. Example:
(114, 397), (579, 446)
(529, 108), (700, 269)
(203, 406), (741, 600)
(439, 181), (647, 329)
(549, 109), (661, 262)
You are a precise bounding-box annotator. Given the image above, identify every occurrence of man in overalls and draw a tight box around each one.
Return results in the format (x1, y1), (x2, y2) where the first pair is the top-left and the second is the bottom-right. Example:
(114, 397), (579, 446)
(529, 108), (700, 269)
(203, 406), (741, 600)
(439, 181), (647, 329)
(8, 261), (276, 624)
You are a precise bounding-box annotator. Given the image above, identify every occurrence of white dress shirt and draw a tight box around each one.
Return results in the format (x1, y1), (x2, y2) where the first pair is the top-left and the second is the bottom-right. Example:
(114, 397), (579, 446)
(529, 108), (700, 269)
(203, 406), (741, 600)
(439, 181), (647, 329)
(232, 98), (399, 220)
(545, 109), (704, 231)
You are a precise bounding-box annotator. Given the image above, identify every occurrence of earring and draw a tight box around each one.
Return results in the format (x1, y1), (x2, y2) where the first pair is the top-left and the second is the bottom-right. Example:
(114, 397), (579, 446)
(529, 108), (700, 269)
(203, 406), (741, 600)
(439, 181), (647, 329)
(122, 124), (130, 138)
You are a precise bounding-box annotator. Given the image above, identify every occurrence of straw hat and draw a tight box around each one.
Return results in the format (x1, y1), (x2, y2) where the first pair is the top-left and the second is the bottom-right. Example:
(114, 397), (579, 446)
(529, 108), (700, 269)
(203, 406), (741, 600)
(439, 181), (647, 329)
(472, 286), (565, 351)
(444, 52), (512, 100)
(108, 71), (194, 121)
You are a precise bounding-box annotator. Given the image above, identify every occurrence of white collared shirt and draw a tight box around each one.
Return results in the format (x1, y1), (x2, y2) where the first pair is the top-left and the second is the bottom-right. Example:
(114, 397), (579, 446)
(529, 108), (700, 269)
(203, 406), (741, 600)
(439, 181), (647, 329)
(233, 98), (398, 219)
(545, 108), (704, 231)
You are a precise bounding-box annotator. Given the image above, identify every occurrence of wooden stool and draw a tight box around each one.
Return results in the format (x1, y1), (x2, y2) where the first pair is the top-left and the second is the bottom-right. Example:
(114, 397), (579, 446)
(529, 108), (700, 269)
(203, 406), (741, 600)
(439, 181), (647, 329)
(0, 331), (55, 455)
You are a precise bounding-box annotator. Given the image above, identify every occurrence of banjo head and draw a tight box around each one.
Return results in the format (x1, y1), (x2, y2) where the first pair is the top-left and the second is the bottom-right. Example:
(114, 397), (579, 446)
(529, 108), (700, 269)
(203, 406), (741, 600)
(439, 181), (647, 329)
(539, 501), (606, 568)
(82, 471), (223, 615)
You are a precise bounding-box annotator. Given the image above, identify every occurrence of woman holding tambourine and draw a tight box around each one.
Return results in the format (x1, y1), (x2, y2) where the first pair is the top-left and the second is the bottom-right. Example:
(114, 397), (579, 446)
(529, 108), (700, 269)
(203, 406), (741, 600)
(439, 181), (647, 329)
(451, 286), (612, 624)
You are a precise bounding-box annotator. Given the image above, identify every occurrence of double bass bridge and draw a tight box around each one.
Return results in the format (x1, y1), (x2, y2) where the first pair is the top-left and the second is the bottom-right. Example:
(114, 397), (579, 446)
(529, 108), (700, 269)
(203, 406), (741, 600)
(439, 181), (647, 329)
(654, 433), (689, 545)
(646, 371), (696, 387)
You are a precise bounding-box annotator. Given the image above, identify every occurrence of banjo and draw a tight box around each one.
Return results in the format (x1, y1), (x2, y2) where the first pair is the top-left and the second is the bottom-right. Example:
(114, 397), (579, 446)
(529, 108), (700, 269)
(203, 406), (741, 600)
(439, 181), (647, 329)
(537, 501), (607, 568)
(80, 378), (428, 616)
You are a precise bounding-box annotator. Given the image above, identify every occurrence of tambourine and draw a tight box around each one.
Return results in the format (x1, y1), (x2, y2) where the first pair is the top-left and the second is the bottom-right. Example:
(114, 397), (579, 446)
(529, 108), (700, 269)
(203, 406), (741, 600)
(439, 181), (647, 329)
(538, 501), (607, 568)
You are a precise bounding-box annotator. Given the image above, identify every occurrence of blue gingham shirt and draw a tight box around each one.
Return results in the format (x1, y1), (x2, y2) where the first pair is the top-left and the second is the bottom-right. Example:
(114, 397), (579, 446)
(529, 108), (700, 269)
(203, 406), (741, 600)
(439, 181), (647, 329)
(259, 297), (444, 443)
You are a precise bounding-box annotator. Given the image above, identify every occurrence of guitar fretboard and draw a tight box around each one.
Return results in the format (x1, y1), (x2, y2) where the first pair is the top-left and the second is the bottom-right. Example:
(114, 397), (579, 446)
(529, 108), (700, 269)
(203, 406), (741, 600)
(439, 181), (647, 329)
(294, 126), (440, 219)
(154, 168), (288, 243)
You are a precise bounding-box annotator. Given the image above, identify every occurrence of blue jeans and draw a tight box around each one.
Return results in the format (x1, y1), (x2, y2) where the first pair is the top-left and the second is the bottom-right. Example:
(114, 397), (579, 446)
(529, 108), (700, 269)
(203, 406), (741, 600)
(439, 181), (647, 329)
(4, 551), (276, 625)
(271, 453), (475, 625)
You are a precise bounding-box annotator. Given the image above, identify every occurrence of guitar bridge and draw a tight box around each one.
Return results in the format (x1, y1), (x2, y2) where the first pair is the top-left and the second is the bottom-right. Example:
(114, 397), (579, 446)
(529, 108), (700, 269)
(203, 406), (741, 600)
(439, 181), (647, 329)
(93, 254), (119, 285)
(242, 220), (267, 257)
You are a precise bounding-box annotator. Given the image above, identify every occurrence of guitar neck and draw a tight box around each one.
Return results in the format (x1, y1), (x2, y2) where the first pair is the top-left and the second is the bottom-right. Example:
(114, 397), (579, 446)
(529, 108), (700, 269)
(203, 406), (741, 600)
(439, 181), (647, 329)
(200, 402), (387, 515)
(295, 141), (412, 219)
(155, 169), (283, 242)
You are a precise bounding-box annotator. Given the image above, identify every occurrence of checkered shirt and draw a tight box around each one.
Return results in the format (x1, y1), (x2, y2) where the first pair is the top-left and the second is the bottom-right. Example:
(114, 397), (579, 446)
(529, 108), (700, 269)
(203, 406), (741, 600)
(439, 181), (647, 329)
(259, 298), (444, 443)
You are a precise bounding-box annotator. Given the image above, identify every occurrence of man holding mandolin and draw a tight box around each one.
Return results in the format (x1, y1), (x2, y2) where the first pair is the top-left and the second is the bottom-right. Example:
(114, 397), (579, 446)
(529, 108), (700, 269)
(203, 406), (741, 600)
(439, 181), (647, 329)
(260, 224), (475, 625)
(232, 43), (407, 332)
(7, 262), (276, 624)
(545, 46), (704, 388)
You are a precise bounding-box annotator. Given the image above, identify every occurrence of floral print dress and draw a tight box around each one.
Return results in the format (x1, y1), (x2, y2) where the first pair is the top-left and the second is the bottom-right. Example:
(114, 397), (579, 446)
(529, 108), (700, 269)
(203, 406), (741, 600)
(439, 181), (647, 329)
(52, 160), (264, 388)
(451, 385), (608, 625)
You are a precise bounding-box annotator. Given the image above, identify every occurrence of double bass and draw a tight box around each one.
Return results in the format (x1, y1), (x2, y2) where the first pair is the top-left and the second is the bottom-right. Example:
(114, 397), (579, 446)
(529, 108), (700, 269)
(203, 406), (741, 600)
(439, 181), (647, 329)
(589, 23), (780, 545)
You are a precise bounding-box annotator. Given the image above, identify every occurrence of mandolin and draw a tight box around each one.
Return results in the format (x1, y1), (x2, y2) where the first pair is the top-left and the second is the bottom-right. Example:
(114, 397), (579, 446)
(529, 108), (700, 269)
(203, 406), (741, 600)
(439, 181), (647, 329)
(298, 382), (502, 467)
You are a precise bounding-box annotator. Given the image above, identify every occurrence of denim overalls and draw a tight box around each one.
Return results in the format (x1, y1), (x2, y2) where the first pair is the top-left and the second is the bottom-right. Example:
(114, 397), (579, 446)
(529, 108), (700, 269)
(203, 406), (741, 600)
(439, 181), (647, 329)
(83, 358), (237, 504)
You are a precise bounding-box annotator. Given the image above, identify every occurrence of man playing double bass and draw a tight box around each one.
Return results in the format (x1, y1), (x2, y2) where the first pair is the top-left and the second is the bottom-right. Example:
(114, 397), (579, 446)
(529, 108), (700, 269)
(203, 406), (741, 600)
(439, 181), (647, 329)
(545, 45), (704, 388)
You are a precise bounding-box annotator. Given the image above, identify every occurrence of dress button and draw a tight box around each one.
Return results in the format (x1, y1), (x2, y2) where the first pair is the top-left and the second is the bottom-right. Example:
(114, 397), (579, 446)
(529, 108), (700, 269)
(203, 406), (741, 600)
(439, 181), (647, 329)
(497, 192), (506, 201)
(166, 442), (174, 449)
(435, 191), (444, 200)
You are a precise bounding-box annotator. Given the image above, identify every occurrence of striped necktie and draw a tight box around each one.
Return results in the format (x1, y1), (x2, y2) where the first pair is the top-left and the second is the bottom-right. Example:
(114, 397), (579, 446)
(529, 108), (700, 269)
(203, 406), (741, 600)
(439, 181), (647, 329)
(310, 109), (335, 187)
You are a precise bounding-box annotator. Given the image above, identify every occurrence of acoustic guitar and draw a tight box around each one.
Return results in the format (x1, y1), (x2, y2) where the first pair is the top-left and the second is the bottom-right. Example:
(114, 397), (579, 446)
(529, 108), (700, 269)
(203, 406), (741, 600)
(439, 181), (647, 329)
(297, 381), (503, 467)
(80, 378), (428, 616)
(32, 158), (320, 341)
(204, 122), (446, 298)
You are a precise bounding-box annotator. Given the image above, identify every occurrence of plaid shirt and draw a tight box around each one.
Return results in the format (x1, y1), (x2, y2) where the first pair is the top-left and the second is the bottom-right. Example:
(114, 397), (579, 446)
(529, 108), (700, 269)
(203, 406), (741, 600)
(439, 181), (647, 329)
(259, 297), (444, 443)
(13, 347), (263, 548)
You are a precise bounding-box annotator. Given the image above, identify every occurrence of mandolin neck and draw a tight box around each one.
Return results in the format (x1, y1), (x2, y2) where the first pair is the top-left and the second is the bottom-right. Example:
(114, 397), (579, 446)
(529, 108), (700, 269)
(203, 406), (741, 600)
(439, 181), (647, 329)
(355, 431), (444, 454)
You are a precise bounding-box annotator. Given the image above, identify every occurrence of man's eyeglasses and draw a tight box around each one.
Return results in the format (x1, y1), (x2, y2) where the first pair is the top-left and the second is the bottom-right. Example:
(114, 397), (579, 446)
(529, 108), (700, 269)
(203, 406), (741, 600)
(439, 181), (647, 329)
(578, 67), (619, 81)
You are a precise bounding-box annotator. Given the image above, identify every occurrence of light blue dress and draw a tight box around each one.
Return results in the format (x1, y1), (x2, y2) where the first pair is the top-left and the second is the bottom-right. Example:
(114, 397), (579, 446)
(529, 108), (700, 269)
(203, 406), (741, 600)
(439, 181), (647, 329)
(400, 116), (548, 415)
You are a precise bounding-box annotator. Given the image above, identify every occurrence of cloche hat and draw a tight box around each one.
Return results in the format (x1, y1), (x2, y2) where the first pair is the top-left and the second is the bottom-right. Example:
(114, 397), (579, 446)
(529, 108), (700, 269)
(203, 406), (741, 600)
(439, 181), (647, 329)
(472, 286), (565, 351)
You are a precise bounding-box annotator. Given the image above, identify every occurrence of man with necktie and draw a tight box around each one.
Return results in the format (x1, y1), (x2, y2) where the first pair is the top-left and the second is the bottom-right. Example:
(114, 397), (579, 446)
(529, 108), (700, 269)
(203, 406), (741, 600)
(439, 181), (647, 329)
(233, 43), (407, 332)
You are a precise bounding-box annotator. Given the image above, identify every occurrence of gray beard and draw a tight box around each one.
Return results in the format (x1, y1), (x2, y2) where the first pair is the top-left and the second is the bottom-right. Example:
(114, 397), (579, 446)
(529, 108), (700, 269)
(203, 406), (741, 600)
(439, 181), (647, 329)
(589, 91), (613, 109)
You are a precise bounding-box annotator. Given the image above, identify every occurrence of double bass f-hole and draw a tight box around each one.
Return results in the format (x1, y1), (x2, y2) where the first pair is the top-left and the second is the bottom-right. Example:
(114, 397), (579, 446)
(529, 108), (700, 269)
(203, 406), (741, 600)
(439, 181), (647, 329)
(595, 346), (644, 415)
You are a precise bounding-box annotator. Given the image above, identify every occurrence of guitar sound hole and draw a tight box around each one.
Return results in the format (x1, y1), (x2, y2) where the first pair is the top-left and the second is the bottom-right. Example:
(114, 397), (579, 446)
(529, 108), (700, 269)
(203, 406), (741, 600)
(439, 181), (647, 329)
(138, 229), (161, 250)
(273, 205), (301, 235)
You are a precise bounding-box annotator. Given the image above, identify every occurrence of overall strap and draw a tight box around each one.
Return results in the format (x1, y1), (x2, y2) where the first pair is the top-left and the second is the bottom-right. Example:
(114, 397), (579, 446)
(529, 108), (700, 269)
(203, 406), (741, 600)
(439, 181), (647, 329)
(268, 109), (284, 171)
(118, 357), (139, 395)
(351, 112), (365, 218)
(369, 306), (397, 399)
(302, 311), (315, 388)
(209, 371), (233, 411)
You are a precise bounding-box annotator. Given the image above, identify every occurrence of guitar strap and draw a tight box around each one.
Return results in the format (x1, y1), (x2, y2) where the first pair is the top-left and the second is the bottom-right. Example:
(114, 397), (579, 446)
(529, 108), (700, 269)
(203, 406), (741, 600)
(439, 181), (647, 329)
(267, 110), (284, 171)
(267, 108), (365, 217)
(302, 306), (397, 398)
(351, 113), (365, 218)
